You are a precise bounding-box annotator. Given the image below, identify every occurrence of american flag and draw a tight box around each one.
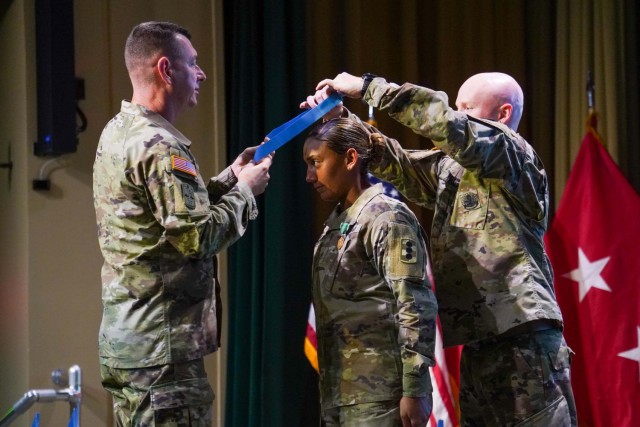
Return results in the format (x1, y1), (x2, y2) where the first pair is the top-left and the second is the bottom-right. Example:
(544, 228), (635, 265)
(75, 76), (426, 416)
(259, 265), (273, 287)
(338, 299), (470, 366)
(304, 304), (318, 372)
(171, 155), (197, 176)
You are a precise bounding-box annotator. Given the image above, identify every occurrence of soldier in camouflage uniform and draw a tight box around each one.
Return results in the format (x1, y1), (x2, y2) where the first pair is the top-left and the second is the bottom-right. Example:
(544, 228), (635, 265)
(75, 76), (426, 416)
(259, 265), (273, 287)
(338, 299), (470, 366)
(302, 73), (577, 426)
(93, 22), (272, 426)
(303, 118), (438, 426)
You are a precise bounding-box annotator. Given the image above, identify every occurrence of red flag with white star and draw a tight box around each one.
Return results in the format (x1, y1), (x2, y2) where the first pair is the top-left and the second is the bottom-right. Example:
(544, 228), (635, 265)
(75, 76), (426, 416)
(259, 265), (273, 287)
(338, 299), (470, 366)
(545, 114), (640, 426)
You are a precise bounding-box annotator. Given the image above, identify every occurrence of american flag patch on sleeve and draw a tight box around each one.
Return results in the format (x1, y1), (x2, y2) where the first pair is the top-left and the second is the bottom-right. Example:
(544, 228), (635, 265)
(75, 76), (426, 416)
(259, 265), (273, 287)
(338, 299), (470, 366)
(171, 155), (197, 176)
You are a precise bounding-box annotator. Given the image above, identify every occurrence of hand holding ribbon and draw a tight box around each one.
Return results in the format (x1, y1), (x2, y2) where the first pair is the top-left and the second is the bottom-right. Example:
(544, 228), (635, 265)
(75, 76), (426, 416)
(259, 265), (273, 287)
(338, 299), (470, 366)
(253, 92), (343, 161)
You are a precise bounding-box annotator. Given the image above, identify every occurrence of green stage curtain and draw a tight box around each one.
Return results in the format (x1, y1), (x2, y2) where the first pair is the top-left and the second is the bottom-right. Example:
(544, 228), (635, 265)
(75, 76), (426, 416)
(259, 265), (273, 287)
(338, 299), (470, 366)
(223, 1), (320, 426)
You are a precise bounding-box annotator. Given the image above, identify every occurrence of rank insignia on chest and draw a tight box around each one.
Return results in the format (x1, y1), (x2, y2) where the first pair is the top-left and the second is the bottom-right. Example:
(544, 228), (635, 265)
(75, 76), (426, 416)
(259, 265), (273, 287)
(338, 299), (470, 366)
(400, 238), (417, 263)
(172, 155), (197, 176)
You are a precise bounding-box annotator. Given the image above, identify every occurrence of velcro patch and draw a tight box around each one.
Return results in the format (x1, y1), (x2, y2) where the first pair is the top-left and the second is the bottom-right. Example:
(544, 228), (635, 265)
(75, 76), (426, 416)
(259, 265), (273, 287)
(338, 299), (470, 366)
(181, 183), (196, 209)
(400, 238), (417, 264)
(389, 223), (424, 278)
(172, 155), (197, 176)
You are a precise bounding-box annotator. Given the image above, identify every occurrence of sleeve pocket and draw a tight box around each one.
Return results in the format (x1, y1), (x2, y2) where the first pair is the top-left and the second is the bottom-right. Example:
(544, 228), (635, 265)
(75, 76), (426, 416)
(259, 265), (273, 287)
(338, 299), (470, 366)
(172, 174), (210, 216)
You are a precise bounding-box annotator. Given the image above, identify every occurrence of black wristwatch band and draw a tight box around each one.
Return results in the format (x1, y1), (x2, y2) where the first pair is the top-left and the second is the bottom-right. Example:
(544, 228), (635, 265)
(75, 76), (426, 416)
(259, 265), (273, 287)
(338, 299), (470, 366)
(361, 73), (377, 99)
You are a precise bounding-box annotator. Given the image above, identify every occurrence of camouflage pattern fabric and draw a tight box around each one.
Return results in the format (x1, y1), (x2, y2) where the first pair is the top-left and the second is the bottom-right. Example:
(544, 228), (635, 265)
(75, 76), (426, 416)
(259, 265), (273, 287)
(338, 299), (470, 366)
(322, 400), (402, 426)
(361, 79), (564, 348)
(459, 329), (577, 426)
(93, 100), (257, 369)
(100, 359), (214, 426)
(312, 184), (437, 411)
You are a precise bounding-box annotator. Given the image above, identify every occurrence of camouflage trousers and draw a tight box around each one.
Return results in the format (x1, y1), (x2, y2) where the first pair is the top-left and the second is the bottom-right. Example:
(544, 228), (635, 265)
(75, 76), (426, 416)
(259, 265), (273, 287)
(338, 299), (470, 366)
(459, 327), (577, 426)
(321, 400), (402, 427)
(100, 359), (214, 427)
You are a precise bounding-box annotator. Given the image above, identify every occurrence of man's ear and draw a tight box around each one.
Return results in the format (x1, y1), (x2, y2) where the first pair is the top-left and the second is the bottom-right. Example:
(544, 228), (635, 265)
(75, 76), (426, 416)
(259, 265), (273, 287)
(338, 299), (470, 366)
(497, 103), (513, 125)
(345, 147), (359, 170)
(157, 57), (172, 85)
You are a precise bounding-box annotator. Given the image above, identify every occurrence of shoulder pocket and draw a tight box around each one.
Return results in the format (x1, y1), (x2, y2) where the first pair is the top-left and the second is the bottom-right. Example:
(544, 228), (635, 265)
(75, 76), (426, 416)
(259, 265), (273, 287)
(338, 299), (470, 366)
(172, 177), (209, 215)
(162, 155), (209, 216)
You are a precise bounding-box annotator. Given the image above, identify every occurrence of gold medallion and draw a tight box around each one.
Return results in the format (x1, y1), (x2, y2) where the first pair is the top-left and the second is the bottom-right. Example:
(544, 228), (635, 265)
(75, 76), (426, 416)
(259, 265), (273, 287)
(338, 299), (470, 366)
(336, 236), (344, 250)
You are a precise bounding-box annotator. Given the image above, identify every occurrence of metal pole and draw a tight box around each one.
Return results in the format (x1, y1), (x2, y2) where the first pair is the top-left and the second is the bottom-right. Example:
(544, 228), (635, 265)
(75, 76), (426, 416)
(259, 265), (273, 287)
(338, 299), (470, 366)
(68, 365), (82, 426)
(0, 365), (82, 427)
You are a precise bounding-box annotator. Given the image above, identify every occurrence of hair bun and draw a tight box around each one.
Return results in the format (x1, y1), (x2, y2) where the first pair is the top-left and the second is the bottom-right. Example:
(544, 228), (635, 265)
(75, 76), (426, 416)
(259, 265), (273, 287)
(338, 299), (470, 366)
(368, 132), (385, 166)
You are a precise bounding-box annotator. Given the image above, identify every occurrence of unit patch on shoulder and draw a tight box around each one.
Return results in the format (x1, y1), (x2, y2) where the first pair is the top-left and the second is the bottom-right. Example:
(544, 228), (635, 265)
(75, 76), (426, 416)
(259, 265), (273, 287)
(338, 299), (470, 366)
(172, 155), (197, 177)
(389, 223), (424, 278)
(400, 238), (417, 264)
(181, 183), (196, 209)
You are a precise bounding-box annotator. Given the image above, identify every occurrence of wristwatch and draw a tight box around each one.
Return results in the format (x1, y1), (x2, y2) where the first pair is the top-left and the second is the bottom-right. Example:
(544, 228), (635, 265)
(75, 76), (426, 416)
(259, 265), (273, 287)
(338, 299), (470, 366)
(361, 73), (377, 98)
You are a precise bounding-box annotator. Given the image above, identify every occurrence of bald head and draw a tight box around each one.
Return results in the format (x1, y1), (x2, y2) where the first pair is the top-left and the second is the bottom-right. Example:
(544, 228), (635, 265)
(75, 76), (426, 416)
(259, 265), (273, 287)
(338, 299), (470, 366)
(455, 72), (524, 131)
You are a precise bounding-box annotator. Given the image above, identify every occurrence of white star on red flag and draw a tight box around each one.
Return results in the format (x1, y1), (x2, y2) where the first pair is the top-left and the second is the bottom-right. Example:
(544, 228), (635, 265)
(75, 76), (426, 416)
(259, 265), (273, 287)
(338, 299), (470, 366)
(544, 121), (640, 425)
(562, 248), (611, 301)
(618, 326), (640, 381)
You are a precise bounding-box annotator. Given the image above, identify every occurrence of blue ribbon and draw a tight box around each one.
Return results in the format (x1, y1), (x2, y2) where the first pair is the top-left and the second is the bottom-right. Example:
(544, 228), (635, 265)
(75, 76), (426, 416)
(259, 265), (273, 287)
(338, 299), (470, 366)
(253, 92), (343, 161)
(68, 408), (78, 427)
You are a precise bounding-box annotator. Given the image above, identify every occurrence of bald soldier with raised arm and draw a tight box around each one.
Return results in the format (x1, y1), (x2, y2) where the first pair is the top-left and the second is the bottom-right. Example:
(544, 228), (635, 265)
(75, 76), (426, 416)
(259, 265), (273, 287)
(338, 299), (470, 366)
(302, 72), (577, 426)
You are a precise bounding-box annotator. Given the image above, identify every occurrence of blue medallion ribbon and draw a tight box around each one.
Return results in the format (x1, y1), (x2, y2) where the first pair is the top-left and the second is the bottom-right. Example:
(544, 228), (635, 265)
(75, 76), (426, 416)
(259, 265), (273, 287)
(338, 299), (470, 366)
(253, 92), (343, 161)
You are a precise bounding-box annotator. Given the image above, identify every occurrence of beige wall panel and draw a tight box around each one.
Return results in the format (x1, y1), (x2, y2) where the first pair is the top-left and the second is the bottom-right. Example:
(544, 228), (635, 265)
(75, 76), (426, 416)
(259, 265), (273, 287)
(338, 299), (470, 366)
(0, 1), (226, 426)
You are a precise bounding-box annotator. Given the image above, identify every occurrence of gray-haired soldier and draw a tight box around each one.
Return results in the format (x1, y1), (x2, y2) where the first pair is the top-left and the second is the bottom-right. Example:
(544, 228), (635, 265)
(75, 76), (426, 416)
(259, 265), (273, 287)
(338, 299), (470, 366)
(303, 72), (577, 426)
(93, 21), (271, 426)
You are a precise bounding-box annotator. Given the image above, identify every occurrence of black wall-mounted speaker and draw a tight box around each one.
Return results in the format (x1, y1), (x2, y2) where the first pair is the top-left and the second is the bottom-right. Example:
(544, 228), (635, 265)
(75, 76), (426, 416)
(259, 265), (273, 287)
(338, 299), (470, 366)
(34, 0), (77, 156)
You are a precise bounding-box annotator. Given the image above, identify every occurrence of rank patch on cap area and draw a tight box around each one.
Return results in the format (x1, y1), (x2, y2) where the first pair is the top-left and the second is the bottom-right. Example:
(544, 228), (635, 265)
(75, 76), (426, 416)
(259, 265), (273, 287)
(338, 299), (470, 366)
(172, 155), (197, 176)
(400, 238), (417, 264)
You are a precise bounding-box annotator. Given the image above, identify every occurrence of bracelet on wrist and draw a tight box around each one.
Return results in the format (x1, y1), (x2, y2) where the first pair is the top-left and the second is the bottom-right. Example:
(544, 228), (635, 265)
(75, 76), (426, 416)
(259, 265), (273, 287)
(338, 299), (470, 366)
(361, 73), (377, 99)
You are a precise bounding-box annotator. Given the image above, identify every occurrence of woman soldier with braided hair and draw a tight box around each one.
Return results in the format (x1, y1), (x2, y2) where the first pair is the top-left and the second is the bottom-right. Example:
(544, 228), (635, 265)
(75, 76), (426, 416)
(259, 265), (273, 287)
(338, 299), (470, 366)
(303, 118), (438, 427)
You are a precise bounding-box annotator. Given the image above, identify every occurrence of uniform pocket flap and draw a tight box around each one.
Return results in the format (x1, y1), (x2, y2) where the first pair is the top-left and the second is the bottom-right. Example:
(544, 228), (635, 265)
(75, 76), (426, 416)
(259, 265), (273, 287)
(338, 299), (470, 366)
(514, 395), (569, 427)
(548, 345), (573, 371)
(151, 378), (214, 410)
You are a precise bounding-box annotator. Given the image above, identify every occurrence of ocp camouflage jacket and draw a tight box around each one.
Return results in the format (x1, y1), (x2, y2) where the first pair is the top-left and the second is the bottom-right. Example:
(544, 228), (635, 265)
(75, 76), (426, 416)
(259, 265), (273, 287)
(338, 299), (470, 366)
(94, 101), (256, 368)
(362, 79), (563, 347)
(313, 184), (437, 409)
